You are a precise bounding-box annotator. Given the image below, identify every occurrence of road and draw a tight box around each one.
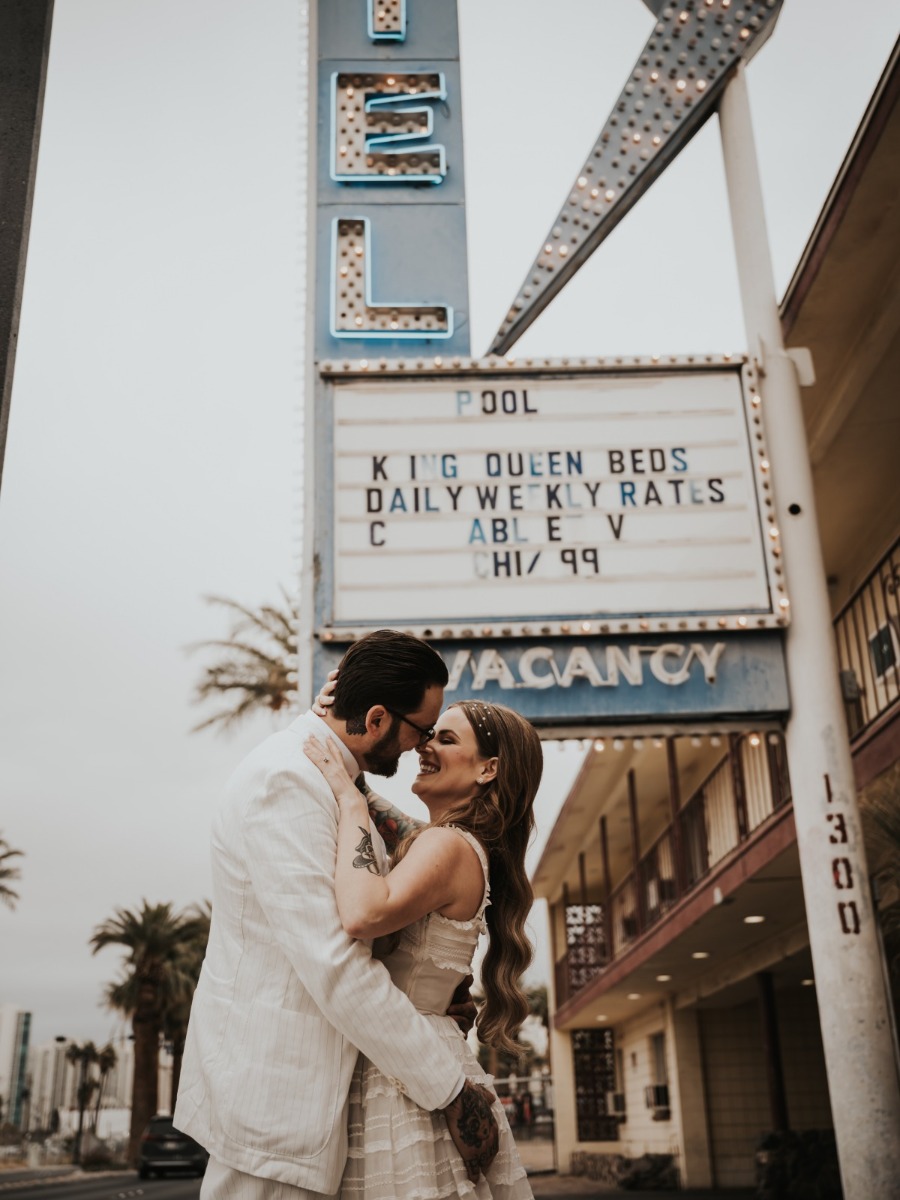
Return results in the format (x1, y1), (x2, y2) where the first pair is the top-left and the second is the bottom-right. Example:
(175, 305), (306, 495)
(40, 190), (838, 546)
(0, 1170), (201, 1200)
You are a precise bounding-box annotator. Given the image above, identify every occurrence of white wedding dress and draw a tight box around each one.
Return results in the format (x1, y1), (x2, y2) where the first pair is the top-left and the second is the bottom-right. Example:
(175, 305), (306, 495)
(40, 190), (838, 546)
(340, 827), (534, 1199)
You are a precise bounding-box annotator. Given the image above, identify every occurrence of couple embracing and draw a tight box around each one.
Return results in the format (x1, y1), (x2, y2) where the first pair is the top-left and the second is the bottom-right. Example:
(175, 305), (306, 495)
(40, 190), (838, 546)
(174, 629), (542, 1199)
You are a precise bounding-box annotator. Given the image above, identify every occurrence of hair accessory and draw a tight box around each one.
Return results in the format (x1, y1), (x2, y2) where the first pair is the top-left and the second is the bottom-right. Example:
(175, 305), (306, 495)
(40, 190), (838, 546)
(471, 701), (495, 737)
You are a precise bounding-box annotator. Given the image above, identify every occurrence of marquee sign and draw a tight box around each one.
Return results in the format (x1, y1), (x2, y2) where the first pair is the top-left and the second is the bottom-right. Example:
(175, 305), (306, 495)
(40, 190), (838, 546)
(315, 357), (787, 641)
(304, 1), (791, 727)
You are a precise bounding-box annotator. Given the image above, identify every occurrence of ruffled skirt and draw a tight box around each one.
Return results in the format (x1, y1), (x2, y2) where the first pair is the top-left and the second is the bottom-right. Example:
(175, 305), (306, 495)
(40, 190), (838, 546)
(340, 1015), (533, 1199)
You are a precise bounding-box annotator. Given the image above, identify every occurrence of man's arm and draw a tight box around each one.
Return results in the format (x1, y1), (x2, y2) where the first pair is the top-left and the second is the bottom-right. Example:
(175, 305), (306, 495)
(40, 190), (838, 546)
(241, 761), (462, 1107)
(240, 759), (498, 1180)
(311, 671), (423, 855)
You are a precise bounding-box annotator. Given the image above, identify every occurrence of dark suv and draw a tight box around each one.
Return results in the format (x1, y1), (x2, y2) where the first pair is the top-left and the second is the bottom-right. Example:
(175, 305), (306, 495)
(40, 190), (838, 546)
(138, 1115), (208, 1178)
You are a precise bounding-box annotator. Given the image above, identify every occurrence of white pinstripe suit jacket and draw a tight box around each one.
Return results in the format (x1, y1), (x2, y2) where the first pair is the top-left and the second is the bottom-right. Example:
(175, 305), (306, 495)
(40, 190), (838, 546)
(174, 712), (465, 1194)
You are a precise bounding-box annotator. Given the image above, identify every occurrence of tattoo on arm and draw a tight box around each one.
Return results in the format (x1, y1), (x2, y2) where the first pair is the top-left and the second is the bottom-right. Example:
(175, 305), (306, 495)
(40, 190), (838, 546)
(352, 827), (380, 875)
(360, 781), (424, 852)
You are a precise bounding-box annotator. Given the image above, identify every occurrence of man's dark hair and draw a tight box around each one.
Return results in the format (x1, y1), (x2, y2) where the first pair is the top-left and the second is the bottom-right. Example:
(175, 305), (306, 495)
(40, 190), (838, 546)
(331, 629), (448, 725)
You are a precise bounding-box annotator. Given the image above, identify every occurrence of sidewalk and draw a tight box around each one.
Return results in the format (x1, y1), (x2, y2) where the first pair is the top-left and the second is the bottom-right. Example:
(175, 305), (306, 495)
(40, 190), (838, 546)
(516, 1139), (611, 1196)
(530, 1184), (754, 1199)
(515, 1140), (755, 1198)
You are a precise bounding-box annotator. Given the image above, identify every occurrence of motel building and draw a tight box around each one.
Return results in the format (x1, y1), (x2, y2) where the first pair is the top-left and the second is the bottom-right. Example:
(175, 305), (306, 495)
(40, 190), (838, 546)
(535, 45), (900, 1191)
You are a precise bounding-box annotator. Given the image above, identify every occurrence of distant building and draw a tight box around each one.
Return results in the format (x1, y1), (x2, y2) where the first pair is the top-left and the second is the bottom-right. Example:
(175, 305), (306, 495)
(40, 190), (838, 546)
(27, 1039), (70, 1130)
(535, 42), (900, 1190)
(25, 1031), (176, 1133)
(0, 1004), (32, 1127)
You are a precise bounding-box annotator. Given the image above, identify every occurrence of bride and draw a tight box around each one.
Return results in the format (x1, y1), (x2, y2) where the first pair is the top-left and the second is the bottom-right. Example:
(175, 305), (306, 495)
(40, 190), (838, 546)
(305, 694), (542, 1199)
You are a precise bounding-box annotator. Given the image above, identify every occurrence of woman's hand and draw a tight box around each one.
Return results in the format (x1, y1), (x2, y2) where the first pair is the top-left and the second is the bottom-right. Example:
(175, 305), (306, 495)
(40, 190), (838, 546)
(303, 734), (357, 802)
(312, 669), (338, 717)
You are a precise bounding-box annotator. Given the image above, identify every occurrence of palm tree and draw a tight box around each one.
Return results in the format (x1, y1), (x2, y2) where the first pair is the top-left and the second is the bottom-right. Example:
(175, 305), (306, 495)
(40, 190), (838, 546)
(91, 901), (208, 1166)
(90, 1043), (118, 1133)
(189, 591), (298, 733)
(0, 833), (24, 910)
(65, 1042), (98, 1164)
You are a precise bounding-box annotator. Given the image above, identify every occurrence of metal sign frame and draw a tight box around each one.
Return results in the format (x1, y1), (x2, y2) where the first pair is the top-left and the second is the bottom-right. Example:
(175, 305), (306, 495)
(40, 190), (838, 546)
(314, 353), (787, 645)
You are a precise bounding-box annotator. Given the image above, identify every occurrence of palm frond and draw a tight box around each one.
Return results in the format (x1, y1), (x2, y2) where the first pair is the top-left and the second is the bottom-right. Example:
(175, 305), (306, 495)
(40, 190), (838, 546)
(188, 591), (298, 733)
(0, 834), (24, 910)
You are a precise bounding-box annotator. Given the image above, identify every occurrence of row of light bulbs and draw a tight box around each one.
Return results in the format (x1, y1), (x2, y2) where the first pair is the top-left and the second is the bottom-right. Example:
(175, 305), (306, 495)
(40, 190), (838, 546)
(587, 731), (780, 752)
(319, 352), (746, 373)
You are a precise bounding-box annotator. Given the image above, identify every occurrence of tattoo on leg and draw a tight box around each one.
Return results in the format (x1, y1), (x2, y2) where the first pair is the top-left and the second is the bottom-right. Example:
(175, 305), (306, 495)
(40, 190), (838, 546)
(352, 827), (380, 875)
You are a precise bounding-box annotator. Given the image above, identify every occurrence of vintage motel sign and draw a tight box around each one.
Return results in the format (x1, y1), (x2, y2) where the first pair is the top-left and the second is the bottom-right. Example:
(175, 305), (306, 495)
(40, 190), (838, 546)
(314, 0), (470, 360)
(306, 0), (790, 729)
(313, 355), (790, 725)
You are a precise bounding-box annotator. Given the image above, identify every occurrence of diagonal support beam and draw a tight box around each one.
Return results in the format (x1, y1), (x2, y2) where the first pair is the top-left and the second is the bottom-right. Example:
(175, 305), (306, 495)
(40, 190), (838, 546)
(489, 0), (783, 356)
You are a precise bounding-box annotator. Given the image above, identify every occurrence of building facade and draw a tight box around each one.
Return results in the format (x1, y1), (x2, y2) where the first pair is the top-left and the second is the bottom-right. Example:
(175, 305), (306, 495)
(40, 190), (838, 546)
(0, 1005), (31, 1128)
(535, 42), (900, 1190)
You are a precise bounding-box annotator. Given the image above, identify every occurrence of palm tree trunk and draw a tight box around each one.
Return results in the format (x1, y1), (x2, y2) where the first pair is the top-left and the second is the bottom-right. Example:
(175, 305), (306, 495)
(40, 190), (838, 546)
(73, 1070), (88, 1165)
(128, 989), (160, 1167)
(170, 1037), (185, 1114)
(91, 1073), (105, 1133)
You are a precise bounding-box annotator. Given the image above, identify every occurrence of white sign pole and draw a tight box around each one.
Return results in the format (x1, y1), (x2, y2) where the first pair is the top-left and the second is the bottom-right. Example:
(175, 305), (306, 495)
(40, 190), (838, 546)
(719, 64), (900, 1196)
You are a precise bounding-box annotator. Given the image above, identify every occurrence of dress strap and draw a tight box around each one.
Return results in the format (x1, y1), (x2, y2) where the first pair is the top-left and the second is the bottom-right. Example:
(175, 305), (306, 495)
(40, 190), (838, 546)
(446, 826), (491, 917)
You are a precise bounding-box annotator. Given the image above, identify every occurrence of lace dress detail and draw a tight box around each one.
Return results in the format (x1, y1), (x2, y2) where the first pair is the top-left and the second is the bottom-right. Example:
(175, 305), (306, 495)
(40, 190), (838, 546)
(340, 827), (532, 1200)
(396, 828), (491, 974)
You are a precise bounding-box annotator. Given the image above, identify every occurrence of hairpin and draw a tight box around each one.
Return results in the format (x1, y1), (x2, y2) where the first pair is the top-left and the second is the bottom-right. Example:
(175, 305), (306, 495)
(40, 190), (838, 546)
(472, 701), (494, 736)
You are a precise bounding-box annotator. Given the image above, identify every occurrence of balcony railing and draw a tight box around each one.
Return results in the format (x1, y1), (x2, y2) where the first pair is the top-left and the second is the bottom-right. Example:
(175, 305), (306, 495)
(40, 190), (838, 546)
(834, 538), (900, 741)
(554, 734), (791, 1003)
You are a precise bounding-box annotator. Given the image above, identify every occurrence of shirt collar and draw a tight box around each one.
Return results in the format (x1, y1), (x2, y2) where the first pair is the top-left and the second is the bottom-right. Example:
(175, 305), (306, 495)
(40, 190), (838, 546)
(305, 710), (363, 780)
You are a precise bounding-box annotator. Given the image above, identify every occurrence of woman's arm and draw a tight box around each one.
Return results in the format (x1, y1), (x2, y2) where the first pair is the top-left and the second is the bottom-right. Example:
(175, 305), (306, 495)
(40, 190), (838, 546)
(312, 676), (424, 854)
(358, 778), (425, 853)
(311, 672), (423, 853)
(304, 736), (478, 939)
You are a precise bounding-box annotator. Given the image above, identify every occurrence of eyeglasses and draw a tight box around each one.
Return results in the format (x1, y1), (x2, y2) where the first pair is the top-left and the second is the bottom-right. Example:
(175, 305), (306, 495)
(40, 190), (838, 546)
(386, 709), (436, 744)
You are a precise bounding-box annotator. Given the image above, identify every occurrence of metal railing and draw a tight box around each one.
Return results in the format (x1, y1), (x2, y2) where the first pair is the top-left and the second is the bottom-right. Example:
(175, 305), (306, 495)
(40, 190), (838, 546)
(554, 734), (791, 1004)
(834, 538), (900, 741)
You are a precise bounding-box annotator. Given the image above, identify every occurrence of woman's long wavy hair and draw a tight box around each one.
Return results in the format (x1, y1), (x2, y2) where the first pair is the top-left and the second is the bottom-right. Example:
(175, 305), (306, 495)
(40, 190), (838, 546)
(393, 701), (543, 1054)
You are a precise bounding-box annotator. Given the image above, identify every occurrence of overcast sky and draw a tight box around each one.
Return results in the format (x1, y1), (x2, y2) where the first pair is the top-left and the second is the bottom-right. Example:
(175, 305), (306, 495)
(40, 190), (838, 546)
(1, 0), (897, 1051)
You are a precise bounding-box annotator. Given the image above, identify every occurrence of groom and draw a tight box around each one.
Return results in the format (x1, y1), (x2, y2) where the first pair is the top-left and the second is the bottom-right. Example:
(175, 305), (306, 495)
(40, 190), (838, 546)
(175, 630), (498, 1198)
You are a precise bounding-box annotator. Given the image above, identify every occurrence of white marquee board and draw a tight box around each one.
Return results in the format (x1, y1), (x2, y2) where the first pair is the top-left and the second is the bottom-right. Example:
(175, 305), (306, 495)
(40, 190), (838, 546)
(322, 362), (785, 635)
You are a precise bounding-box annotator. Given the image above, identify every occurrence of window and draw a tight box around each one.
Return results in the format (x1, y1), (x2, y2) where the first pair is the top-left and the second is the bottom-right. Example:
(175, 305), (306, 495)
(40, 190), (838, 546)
(572, 1028), (619, 1142)
(646, 1032), (671, 1120)
(650, 1032), (668, 1086)
(565, 904), (606, 993)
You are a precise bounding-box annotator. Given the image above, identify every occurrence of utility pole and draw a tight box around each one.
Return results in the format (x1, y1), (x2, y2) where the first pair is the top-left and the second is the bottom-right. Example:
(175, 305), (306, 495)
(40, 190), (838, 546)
(719, 63), (900, 1198)
(0, 1), (55, 495)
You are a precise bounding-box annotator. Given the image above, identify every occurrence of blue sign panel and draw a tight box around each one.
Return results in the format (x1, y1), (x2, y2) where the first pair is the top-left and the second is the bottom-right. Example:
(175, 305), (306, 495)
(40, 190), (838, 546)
(317, 632), (790, 727)
(316, 0), (470, 360)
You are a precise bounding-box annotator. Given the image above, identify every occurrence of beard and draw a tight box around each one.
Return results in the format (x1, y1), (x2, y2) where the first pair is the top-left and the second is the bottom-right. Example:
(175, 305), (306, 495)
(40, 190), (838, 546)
(362, 717), (404, 777)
